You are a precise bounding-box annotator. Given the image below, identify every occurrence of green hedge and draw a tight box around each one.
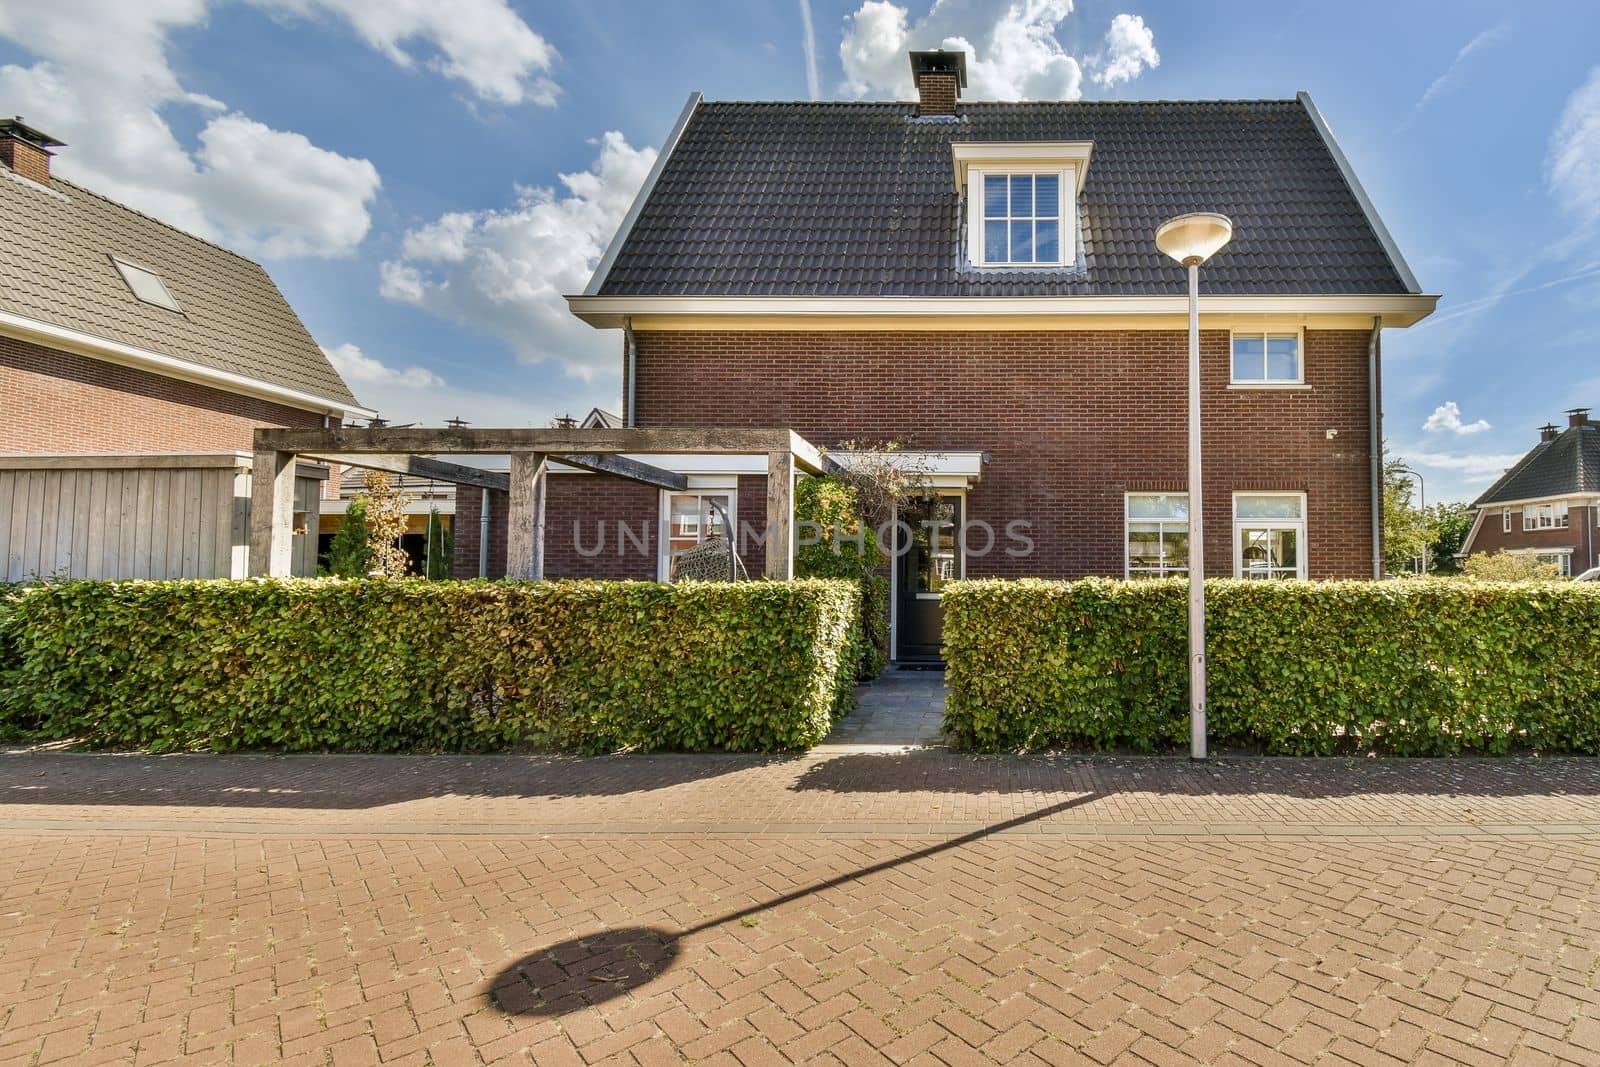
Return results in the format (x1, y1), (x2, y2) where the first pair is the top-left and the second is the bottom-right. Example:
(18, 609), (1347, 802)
(794, 475), (889, 679)
(944, 578), (1600, 755)
(0, 578), (861, 754)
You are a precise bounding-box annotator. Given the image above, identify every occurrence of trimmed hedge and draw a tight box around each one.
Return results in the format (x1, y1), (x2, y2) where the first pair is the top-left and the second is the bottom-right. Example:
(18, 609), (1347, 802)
(0, 578), (861, 754)
(944, 578), (1600, 755)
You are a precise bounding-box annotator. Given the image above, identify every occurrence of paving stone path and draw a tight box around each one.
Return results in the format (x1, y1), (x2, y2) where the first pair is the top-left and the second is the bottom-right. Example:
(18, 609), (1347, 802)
(3, 748), (1600, 1065)
(822, 668), (948, 748)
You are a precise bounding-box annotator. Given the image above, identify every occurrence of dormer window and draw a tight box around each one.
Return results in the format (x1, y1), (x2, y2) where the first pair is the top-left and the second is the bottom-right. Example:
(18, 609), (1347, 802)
(110, 255), (183, 313)
(953, 142), (1091, 270)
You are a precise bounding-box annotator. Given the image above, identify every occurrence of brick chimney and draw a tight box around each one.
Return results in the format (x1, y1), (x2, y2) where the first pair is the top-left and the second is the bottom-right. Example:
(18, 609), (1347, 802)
(909, 50), (967, 117)
(1566, 407), (1590, 428)
(1540, 423), (1560, 443)
(0, 117), (64, 184)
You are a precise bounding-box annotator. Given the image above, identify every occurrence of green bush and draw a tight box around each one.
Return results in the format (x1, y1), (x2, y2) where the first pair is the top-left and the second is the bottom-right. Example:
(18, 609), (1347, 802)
(795, 475), (888, 679)
(943, 578), (1600, 755)
(0, 578), (861, 754)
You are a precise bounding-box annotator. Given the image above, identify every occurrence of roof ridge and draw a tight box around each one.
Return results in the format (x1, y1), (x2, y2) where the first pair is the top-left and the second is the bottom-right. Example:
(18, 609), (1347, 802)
(699, 97), (1302, 107)
(48, 175), (271, 272)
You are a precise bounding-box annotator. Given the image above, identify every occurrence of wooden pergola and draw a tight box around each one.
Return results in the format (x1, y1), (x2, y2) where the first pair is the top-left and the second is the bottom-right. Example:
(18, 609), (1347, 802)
(250, 427), (835, 580)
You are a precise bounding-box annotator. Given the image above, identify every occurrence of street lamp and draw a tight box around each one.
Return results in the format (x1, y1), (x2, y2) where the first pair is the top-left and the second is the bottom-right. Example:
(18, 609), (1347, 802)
(1155, 212), (1233, 760)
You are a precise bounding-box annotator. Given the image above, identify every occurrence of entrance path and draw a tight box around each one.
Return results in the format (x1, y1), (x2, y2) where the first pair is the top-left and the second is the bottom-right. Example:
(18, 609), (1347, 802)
(3, 749), (1600, 1064)
(822, 667), (948, 748)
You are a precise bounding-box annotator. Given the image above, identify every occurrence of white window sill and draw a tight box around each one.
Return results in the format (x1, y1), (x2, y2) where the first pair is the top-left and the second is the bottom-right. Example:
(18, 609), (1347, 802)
(1228, 382), (1311, 391)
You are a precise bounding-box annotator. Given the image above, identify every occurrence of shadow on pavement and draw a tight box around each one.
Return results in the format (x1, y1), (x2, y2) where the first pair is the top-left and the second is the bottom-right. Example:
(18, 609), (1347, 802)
(487, 790), (1102, 1017)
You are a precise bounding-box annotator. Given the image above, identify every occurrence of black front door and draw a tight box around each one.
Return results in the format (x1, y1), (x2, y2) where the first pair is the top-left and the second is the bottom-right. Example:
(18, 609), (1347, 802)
(895, 494), (962, 663)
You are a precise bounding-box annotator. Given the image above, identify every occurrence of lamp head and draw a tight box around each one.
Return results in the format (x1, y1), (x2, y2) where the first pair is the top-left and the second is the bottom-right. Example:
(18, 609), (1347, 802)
(1155, 212), (1234, 266)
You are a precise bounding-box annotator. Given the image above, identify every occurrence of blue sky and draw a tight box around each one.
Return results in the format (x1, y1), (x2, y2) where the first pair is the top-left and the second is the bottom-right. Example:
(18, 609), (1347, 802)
(2, 0), (1598, 502)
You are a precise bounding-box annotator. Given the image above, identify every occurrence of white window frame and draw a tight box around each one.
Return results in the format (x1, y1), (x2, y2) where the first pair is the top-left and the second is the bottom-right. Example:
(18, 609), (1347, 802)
(110, 255), (183, 313)
(1513, 548), (1573, 577)
(1124, 493), (1190, 579)
(966, 165), (1074, 269)
(1502, 509), (1512, 534)
(1232, 491), (1308, 580)
(657, 488), (737, 581)
(1228, 327), (1306, 387)
(1522, 502), (1568, 531)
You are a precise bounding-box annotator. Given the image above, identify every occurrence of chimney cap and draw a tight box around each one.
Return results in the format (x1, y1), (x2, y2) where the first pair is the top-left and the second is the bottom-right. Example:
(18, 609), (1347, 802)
(0, 117), (65, 150)
(909, 50), (967, 89)
(1567, 407), (1590, 427)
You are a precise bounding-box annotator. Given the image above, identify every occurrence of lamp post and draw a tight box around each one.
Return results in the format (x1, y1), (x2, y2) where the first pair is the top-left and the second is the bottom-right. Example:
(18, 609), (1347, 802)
(1155, 212), (1234, 760)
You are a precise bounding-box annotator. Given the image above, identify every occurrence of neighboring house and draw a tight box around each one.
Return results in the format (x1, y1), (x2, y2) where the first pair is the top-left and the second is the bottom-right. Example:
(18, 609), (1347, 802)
(1460, 409), (1600, 577)
(475, 50), (1439, 660)
(0, 117), (371, 580)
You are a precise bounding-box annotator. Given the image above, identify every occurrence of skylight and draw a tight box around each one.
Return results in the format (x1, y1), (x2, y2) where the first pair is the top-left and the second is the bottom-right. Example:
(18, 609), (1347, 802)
(111, 256), (183, 313)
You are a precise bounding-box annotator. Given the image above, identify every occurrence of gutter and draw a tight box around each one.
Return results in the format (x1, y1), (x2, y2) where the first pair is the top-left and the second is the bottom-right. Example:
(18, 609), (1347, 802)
(623, 316), (638, 427)
(0, 309), (375, 420)
(582, 91), (702, 298)
(1369, 316), (1383, 580)
(1298, 91), (1423, 295)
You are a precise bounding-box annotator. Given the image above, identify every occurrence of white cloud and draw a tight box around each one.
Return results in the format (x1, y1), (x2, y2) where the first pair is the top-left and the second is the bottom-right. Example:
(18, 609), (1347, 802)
(254, 0), (559, 106)
(1549, 66), (1600, 230)
(0, 0), (558, 259)
(323, 342), (444, 390)
(379, 132), (657, 379)
(799, 0), (821, 101)
(1396, 447), (1524, 480)
(840, 1), (1158, 102)
(1423, 401), (1491, 435)
(1093, 13), (1158, 88)
(1413, 26), (1503, 111)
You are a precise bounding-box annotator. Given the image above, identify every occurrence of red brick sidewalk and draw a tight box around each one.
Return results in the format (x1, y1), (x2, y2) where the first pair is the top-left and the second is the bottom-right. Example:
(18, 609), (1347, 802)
(3, 751), (1599, 1065)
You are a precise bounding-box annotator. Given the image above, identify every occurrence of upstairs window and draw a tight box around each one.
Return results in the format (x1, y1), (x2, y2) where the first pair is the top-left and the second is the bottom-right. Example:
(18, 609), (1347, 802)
(1523, 502), (1568, 530)
(978, 172), (1062, 266)
(111, 256), (183, 313)
(1502, 509), (1512, 534)
(1231, 331), (1302, 385)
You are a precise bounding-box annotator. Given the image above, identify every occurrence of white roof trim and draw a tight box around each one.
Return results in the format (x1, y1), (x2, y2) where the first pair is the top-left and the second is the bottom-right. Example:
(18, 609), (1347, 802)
(1297, 91), (1422, 295)
(568, 293), (1439, 328)
(832, 449), (984, 487)
(950, 141), (1093, 194)
(0, 308), (375, 420)
(582, 92), (702, 298)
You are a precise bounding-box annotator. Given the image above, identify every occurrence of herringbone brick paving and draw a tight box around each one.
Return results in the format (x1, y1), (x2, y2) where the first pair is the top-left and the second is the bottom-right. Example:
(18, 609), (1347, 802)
(3, 749), (1599, 1064)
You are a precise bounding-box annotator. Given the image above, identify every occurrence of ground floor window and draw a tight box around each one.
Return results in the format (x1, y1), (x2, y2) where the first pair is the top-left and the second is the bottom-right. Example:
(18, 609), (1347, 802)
(1125, 493), (1189, 577)
(1234, 492), (1307, 579)
(1517, 550), (1573, 577)
(659, 490), (735, 580)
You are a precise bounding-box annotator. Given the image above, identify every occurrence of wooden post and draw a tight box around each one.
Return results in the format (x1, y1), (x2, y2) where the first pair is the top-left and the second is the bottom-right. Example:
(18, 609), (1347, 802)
(507, 452), (548, 580)
(765, 450), (794, 580)
(248, 449), (296, 577)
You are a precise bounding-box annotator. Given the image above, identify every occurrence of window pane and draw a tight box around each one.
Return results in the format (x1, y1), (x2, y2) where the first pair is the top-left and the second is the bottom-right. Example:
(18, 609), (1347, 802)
(1034, 173), (1059, 217)
(1235, 494), (1303, 519)
(1232, 335), (1265, 380)
(984, 220), (1008, 262)
(1010, 174), (1032, 217)
(1162, 530), (1189, 570)
(1010, 220), (1033, 262)
(1035, 218), (1059, 262)
(984, 174), (1008, 218)
(703, 494), (730, 538)
(1128, 524), (1162, 569)
(669, 494), (700, 539)
(1266, 335), (1300, 380)
(1273, 528), (1298, 569)
(1127, 493), (1188, 520)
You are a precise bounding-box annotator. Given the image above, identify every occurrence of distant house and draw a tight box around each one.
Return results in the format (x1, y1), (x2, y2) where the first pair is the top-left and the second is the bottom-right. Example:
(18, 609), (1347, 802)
(1460, 408), (1599, 576)
(0, 117), (371, 580)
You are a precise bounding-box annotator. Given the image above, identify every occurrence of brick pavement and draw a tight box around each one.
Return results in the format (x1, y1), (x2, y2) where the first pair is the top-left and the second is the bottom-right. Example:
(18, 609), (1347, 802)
(2, 749), (1600, 1064)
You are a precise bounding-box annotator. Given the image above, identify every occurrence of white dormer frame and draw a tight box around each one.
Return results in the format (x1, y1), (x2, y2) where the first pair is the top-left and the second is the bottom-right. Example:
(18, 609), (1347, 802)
(953, 142), (1092, 270)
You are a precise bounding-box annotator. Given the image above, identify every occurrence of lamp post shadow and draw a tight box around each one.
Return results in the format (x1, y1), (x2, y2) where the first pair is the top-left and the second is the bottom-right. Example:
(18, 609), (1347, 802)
(487, 790), (1101, 1017)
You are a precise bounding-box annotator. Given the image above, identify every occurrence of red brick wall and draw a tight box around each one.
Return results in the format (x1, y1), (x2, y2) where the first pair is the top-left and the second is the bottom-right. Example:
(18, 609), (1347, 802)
(453, 473), (659, 580)
(0, 335), (329, 453)
(631, 329), (1378, 580)
(1465, 504), (1599, 573)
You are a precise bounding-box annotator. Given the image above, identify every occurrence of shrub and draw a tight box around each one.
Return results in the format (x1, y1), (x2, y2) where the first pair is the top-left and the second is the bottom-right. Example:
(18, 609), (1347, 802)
(795, 475), (889, 679)
(944, 578), (1600, 755)
(324, 498), (372, 577)
(0, 578), (861, 754)
(1461, 550), (1561, 582)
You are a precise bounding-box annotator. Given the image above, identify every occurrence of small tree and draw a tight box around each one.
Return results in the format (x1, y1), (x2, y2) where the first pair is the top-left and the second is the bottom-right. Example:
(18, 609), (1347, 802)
(1382, 455), (1430, 574)
(1461, 550), (1560, 582)
(424, 508), (453, 580)
(324, 498), (372, 578)
(1425, 502), (1475, 574)
(361, 469), (413, 577)
(826, 439), (934, 532)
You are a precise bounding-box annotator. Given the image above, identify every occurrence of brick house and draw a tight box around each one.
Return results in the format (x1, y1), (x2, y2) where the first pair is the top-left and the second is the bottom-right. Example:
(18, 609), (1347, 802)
(0, 118), (371, 579)
(1459, 409), (1600, 577)
(465, 51), (1439, 660)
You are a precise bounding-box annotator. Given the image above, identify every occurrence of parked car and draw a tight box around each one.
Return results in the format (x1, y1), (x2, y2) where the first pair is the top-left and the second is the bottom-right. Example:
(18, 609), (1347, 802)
(1576, 566), (1600, 582)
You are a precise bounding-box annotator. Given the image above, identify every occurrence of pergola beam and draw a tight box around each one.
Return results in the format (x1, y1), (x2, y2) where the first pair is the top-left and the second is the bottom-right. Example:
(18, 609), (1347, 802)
(551, 452), (687, 491)
(306, 453), (510, 492)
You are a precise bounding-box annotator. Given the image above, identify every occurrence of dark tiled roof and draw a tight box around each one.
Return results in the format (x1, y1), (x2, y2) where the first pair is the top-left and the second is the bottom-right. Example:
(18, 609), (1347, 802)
(1473, 423), (1600, 506)
(0, 170), (359, 405)
(598, 99), (1412, 298)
